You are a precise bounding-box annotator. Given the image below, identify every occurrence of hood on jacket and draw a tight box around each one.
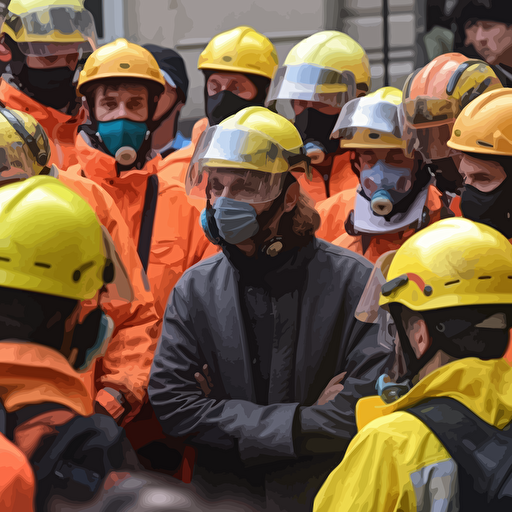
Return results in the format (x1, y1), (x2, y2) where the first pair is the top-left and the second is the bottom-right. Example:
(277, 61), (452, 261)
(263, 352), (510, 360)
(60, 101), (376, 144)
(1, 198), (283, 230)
(356, 357), (512, 431)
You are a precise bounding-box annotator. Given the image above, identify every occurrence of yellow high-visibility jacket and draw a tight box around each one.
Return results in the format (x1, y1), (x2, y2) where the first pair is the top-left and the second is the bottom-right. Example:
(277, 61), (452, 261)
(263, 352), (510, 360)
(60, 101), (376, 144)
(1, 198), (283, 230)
(314, 357), (512, 512)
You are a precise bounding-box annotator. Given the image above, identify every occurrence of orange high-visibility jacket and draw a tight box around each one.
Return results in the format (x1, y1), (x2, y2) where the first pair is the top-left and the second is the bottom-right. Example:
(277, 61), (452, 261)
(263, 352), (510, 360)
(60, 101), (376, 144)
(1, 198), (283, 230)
(56, 169), (159, 422)
(0, 434), (35, 512)
(158, 117), (209, 184)
(67, 133), (213, 320)
(330, 185), (446, 264)
(297, 152), (359, 204)
(316, 187), (355, 242)
(0, 342), (96, 473)
(0, 81), (84, 170)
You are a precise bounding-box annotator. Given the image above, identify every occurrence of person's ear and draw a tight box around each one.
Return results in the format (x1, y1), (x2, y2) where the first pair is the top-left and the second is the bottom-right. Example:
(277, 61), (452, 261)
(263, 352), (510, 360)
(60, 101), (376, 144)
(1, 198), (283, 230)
(408, 318), (431, 359)
(0, 35), (12, 62)
(283, 181), (300, 213)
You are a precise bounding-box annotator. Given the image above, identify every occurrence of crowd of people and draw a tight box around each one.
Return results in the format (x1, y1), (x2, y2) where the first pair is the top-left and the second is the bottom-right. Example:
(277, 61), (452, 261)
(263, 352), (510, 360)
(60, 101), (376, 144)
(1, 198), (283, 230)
(0, 0), (511, 510)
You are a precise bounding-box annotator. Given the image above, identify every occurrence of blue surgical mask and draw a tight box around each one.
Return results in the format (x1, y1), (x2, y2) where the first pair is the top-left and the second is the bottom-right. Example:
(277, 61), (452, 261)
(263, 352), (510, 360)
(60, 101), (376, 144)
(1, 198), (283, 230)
(97, 119), (149, 161)
(201, 197), (260, 245)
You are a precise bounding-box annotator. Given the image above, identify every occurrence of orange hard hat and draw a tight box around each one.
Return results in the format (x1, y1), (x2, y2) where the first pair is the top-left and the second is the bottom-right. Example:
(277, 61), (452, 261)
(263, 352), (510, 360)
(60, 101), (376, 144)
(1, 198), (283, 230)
(401, 53), (502, 160)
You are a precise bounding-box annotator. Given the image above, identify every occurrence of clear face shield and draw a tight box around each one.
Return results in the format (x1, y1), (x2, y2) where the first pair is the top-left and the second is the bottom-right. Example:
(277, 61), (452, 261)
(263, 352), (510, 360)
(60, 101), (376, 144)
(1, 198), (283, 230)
(266, 65), (357, 164)
(266, 64), (358, 119)
(4, 5), (98, 57)
(185, 124), (311, 205)
(400, 98), (461, 161)
(75, 226), (134, 373)
(355, 250), (408, 395)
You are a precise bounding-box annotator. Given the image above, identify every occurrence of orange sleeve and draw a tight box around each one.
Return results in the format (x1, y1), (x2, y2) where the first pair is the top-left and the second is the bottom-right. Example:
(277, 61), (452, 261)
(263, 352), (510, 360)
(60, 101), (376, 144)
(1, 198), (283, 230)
(59, 174), (159, 421)
(0, 435), (35, 512)
(316, 188), (357, 243)
(148, 183), (215, 319)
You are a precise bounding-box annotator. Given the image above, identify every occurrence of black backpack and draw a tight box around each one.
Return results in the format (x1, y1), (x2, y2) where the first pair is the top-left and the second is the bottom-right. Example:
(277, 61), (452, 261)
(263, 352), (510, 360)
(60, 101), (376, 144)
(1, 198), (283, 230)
(0, 400), (135, 511)
(407, 397), (512, 511)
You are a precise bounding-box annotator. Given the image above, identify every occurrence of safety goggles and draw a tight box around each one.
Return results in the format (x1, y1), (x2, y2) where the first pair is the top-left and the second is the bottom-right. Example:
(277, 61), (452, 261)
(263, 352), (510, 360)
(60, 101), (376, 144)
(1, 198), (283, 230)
(186, 125), (311, 204)
(266, 64), (357, 116)
(4, 5), (97, 56)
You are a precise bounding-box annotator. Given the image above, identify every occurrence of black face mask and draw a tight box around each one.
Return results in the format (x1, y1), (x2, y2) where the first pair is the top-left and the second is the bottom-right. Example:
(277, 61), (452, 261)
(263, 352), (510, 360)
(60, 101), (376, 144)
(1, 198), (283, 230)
(293, 108), (340, 156)
(460, 178), (512, 239)
(206, 91), (261, 126)
(16, 65), (78, 111)
(430, 157), (464, 195)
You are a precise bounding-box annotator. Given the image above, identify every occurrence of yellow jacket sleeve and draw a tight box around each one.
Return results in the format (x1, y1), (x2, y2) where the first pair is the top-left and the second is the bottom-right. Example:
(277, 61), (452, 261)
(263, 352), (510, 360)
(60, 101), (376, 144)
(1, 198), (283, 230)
(314, 412), (454, 512)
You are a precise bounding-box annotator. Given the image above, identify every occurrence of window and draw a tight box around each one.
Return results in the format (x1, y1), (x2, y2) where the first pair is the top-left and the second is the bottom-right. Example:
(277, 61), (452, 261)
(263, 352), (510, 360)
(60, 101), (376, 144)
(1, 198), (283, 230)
(84, 0), (125, 45)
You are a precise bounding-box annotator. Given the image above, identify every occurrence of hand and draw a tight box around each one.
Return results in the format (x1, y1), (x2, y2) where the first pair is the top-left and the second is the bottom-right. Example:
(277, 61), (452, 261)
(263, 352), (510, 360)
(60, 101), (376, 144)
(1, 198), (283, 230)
(195, 364), (214, 397)
(315, 372), (347, 406)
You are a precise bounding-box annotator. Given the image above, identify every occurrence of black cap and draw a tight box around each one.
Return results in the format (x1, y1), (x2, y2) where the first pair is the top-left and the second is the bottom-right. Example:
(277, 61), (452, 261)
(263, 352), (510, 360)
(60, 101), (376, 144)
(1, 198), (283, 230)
(143, 44), (189, 101)
(455, 0), (512, 26)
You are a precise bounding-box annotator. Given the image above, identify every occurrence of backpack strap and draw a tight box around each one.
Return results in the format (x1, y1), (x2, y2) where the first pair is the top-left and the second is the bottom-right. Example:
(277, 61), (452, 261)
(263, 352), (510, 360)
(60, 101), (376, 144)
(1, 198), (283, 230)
(407, 397), (512, 509)
(137, 173), (159, 272)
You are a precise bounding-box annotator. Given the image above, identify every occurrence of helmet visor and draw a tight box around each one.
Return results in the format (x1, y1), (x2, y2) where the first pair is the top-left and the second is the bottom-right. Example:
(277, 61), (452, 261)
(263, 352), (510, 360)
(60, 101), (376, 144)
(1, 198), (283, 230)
(333, 96), (405, 147)
(355, 250), (397, 323)
(186, 125), (310, 203)
(5, 6), (97, 56)
(266, 64), (357, 118)
(402, 96), (458, 126)
(99, 226), (134, 305)
(403, 121), (459, 160)
(190, 166), (288, 205)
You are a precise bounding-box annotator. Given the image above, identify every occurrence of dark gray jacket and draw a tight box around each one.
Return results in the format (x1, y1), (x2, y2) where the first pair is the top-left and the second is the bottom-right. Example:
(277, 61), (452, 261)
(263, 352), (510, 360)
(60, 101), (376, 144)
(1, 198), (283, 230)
(149, 239), (394, 511)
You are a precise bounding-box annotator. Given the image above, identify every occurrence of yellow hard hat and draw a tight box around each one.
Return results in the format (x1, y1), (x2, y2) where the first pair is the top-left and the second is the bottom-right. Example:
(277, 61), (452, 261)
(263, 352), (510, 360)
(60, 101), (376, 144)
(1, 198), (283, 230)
(78, 38), (166, 95)
(2, 0), (97, 56)
(266, 31), (370, 116)
(447, 88), (512, 156)
(379, 218), (512, 312)
(284, 31), (370, 91)
(198, 26), (278, 80)
(186, 106), (311, 203)
(333, 86), (406, 149)
(0, 176), (110, 301)
(0, 108), (50, 177)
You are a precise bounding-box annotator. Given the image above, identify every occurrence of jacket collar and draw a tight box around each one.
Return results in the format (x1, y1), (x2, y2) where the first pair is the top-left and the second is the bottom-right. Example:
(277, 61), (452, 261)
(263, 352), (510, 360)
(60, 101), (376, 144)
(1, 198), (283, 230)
(0, 342), (94, 416)
(346, 184), (442, 237)
(356, 357), (512, 431)
(76, 132), (162, 181)
(222, 237), (317, 292)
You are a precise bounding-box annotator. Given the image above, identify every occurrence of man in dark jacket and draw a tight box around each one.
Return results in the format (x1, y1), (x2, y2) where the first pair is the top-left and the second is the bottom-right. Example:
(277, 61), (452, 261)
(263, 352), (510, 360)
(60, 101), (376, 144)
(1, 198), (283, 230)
(454, 0), (512, 86)
(149, 106), (395, 512)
